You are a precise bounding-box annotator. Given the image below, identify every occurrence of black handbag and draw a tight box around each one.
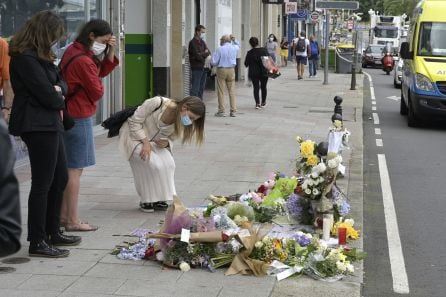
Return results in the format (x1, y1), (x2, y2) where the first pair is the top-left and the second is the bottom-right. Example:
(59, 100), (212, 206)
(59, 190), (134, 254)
(62, 107), (75, 131)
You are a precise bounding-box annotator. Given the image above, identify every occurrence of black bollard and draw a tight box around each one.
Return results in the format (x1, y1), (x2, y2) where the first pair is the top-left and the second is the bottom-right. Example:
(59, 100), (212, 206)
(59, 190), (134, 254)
(331, 112), (343, 123)
(333, 96), (343, 117)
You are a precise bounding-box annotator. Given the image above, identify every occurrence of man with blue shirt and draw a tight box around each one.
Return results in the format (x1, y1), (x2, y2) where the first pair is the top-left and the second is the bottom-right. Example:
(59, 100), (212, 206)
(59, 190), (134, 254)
(211, 34), (240, 117)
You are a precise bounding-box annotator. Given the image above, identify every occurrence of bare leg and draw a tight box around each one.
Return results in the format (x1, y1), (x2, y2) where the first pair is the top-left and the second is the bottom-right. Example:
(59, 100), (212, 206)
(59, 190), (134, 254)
(60, 168), (83, 226)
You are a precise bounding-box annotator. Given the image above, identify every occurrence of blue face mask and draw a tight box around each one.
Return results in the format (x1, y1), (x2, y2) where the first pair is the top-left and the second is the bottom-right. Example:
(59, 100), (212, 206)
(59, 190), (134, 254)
(181, 114), (193, 126)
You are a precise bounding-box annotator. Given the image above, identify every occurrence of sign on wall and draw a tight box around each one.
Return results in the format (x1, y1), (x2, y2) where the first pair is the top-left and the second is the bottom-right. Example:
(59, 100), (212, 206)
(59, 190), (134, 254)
(285, 2), (297, 14)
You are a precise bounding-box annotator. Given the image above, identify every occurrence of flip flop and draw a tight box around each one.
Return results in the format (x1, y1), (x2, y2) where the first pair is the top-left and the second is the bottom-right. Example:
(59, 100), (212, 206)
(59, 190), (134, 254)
(63, 221), (98, 232)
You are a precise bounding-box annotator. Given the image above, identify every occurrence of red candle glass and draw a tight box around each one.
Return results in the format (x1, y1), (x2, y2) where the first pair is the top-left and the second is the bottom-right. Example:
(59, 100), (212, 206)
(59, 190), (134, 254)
(338, 227), (347, 246)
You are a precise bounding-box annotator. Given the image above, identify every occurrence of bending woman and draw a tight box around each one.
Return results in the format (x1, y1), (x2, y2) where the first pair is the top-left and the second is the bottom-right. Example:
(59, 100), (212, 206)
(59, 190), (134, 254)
(118, 96), (205, 212)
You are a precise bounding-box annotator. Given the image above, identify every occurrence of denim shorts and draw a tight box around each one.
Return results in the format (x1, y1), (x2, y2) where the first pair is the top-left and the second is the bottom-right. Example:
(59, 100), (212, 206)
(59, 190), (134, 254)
(63, 117), (95, 169)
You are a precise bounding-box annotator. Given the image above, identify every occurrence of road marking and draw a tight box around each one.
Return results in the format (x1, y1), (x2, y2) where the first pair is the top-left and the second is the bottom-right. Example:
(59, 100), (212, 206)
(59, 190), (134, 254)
(377, 154), (410, 294)
(375, 128), (381, 135)
(363, 71), (376, 99)
(372, 106), (377, 111)
(376, 139), (383, 146)
(370, 87), (376, 100)
(386, 95), (401, 101)
(372, 113), (380, 124)
(372, 101), (376, 105)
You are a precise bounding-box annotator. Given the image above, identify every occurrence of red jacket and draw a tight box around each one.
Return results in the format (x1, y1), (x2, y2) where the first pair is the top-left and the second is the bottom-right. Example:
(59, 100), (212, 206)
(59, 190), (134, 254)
(60, 41), (119, 118)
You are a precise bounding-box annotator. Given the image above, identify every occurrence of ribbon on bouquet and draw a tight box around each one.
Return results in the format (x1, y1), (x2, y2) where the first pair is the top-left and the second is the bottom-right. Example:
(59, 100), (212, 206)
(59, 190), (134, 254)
(267, 260), (303, 281)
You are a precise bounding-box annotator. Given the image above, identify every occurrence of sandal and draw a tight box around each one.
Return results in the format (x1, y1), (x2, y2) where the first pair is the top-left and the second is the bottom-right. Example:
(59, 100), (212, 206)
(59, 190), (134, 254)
(63, 221), (98, 232)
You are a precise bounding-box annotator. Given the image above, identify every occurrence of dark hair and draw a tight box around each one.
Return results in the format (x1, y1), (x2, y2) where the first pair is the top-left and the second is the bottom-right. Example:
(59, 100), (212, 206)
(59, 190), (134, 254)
(76, 19), (112, 51)
(300, 31), (306, 38)
(195, 25), (206, 34)
(249, 37), (259, 48)
(9, 11), (64, 61)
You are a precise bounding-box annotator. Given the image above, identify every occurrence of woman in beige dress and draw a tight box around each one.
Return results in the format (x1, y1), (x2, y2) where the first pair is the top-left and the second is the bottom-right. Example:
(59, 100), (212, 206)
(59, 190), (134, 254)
(119, 96), (205, 212)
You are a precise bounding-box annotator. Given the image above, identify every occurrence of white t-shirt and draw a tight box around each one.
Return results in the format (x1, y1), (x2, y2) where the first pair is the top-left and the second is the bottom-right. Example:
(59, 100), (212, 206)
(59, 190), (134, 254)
(293, 37), (310, 57)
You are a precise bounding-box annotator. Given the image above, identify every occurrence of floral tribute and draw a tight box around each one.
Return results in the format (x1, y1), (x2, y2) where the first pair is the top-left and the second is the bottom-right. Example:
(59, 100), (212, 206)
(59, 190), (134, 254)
(112, 120), (364, 282)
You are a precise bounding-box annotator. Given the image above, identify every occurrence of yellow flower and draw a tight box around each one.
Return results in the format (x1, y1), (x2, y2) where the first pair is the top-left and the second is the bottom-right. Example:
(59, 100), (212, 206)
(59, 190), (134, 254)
(331, 222), (360, 240)
(306, 154), (319, 166)
(300, 140), (315, 158)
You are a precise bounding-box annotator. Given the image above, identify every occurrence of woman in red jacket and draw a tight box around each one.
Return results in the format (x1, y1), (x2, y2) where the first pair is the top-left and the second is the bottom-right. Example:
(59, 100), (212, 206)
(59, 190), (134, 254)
(60, 19), (119, 231)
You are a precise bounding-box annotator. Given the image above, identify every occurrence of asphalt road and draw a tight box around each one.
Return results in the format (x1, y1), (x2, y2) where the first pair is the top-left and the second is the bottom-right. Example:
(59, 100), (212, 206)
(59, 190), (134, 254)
(362, 68), (446, 297)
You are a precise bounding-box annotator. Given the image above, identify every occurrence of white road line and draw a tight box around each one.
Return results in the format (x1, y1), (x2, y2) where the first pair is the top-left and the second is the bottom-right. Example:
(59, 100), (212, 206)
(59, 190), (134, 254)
(372, 106), (377, 111)
(372, 113), (380, 124)
(370, 87), (376, 100)
(372, 101), (376, 105)
(375, 128), (381, 135)
(376, 139), (383, 146)
(377, 154), (410, 294)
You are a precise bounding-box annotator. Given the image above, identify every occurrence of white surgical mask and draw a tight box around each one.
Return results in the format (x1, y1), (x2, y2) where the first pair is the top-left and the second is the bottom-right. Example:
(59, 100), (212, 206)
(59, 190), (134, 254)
(269, 37), (274, 42)
(200, 32), (206, 39)
(91, 41), (107, 55)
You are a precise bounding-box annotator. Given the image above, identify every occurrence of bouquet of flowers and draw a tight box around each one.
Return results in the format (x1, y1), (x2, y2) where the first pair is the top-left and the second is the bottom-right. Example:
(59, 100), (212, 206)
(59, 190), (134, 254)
(304, 247), (355, 281)
(295, 137), (320, 175)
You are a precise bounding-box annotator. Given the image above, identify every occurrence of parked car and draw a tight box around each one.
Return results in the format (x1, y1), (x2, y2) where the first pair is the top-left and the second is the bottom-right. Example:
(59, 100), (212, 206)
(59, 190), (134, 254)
(362, 45), (384, 68)
(394, 58), (403, 88)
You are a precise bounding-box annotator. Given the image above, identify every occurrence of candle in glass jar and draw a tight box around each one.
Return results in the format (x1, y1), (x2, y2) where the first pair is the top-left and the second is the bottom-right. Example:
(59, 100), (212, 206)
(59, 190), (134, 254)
(338, 227), (347, 246)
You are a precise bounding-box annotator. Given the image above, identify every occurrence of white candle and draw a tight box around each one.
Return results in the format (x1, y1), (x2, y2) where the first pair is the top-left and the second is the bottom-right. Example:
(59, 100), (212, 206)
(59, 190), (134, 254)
(322, 218), (331, 241)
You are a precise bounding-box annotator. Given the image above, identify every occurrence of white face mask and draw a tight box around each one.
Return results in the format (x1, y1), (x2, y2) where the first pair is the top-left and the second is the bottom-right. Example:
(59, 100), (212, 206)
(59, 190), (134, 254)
(200, 32), (206, 39)
(269, 37), (274, 42)
(91, 41), (107, 55)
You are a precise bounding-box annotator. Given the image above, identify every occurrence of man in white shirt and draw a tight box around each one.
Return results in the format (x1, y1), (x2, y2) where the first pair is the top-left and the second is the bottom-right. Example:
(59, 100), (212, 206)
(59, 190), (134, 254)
(292, 31), (310, 80)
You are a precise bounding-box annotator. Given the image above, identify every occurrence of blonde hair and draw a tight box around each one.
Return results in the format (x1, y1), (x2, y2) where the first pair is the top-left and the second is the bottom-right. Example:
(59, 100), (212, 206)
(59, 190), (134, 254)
(171, 96), (205, 145)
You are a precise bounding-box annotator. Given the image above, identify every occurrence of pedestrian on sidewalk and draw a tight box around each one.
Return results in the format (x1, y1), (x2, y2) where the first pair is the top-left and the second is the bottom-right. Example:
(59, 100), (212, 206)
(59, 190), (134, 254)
(188, 24), (210, 100)
(279, 37), (289, 67)
(0, 112), (21, 257)
(8, 11), (81, 258)
(118, 96), (205, 213)
(59, 19), (119, 232)
(0, 37), (14, 123)
(244, 37), (269, 109)
(211, 34), (240, 117)
(265, 34), (279, 63)
(308, 35), (319, 78)
(292, 31), (310, 80)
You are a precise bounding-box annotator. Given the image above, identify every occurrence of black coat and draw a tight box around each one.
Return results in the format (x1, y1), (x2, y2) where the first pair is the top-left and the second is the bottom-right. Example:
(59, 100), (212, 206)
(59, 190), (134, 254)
(244, 47), (269, 80)
(0, 114), (21, 257)
(8, 50), (67, 136)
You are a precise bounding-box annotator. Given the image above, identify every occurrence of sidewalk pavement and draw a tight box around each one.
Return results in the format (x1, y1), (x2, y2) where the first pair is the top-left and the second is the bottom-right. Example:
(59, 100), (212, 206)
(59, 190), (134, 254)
(3, 65), (364, 297)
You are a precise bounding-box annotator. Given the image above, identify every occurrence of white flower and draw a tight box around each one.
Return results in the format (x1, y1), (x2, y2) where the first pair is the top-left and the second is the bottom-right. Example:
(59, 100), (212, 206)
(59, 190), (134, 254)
(155, 251), (165, 262)
(311, 172), (319, 179)
(306, 233), (313, 239)
(308, 179), (314, 186)
(179, 261), (191, 272)
(254, 241), (264, 249)
(318, 177), (324, 183)
(344, 218), (355, 226)
(296, 231), (304, 237)
(346, 263), (354, 273)
(312, 188), (320, 196)
(313, 179), (319, 186)
(319, 241), (328, 250)
(305, 188), (312, 195)
(336, 261), (347, 272)
(328, 159), (338, 169)
(262, 236), (271, 244)
(336, 155), (343, 163)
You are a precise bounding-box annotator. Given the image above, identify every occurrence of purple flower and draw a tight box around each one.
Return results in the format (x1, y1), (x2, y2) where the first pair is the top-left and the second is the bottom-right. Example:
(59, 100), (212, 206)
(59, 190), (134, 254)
(286, 193), (303, 217)
(339, 201), (351, 216)
(291, 233), (312, 246)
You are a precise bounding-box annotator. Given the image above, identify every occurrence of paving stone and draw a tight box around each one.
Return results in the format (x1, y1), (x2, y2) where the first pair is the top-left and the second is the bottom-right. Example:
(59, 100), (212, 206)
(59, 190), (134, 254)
(0, 289), (60, 297)
(18, 274), (78, 291)
(65, 276), (126, 294)
(0, 273), (31, 289)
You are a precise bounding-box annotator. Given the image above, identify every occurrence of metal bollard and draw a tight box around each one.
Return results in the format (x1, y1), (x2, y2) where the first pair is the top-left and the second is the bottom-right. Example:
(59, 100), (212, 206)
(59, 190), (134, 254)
(333, 95), (343, 116)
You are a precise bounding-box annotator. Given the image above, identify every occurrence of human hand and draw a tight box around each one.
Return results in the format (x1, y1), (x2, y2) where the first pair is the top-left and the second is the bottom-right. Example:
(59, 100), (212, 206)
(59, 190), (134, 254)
(1, 108), (10, 124)
(54, 85), (62, 93)
(154, 138), (169, 148)
(140, 141), (151, 161)
(108, 35), (117, 48)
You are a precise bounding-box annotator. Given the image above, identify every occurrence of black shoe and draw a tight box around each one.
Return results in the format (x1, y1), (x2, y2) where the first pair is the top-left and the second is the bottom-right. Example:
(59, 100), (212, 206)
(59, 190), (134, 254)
(153, 201), (169, 211)
(29, 240), (69, 258)
(140, 202), (154, 213)
(48, 232), (81, 246)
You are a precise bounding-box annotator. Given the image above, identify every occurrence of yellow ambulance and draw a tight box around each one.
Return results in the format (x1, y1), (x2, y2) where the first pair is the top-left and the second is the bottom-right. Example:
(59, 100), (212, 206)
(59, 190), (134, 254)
(400, 0), (446, 126)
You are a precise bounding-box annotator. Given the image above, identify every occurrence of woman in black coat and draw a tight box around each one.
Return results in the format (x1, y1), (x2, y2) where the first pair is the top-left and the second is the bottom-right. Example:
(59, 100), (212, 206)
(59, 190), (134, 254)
(8, 11), (81, 258)
(244, 37), (270, 109)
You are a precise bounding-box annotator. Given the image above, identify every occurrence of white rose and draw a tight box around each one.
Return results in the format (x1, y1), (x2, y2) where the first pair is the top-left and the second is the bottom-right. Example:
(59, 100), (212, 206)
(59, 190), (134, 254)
(308, 179), (314, 186)
(296, 231), (304, 236)
(336, 155), (343, 163)
(155, 251), (165, 262)
(254, 241), (264, 249)
(306, 233), (313, 239)
(305, 188), (312, 195)
(311, 172), (319, 179)
(179, 261), (191, 272)
(317, 162), (326, 172)
(318, 177), (324, 183)
(312, 188), (320, 196)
